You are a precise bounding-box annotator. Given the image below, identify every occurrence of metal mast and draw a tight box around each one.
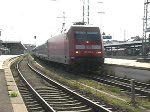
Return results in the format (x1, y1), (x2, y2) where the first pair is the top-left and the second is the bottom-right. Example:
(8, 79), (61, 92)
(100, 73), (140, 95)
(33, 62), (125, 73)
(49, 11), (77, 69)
(57, 12), (66, 33)
(82, 0), (85, 23)
(82, 0), (90, 24)
(87, 0), (89, 24)
(142, 0), (150, 56)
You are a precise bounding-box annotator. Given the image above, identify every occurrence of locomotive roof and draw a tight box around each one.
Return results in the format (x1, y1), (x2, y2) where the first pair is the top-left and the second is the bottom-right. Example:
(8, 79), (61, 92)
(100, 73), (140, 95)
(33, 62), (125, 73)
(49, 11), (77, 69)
(62, 25), (100, 34)
(66, 25), (100, 32)
(70, 25), (99, 28)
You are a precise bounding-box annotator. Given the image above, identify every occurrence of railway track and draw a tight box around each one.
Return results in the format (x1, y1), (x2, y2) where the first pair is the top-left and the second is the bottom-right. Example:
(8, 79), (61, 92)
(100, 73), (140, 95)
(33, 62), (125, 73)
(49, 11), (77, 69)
(15, 57), (112, 112)
(87, 68), (150, 99)
(17, 83), (46, 112)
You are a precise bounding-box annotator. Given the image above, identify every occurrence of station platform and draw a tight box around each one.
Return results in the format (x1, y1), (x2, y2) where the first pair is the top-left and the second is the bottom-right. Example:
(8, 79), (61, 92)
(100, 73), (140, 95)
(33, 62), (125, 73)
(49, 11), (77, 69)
(105, 58), (150, 70)
(0, 55), (28, 112)
(105, 58), (150, 82)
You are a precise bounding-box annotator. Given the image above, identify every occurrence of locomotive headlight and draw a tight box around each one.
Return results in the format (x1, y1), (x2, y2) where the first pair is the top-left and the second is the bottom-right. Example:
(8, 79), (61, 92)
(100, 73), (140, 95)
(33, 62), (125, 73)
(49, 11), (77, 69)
(97, 51), (101, 54)
(75, 51), (79, 54)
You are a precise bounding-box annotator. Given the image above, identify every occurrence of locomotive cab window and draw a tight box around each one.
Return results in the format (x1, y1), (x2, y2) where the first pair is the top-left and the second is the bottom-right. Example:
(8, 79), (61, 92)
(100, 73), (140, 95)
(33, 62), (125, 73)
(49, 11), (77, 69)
(75, 31), (86, 41)
(87, 32), (100, 41)
(75, 31), (100, 42)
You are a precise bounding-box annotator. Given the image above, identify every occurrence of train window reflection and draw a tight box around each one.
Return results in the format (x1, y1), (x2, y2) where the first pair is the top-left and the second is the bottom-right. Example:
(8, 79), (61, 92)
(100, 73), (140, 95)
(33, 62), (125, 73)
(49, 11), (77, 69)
(75, 32), (100, 42)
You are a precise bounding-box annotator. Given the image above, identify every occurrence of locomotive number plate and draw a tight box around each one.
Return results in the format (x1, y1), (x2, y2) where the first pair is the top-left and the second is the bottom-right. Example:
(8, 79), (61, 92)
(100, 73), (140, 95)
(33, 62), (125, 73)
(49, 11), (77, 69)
(84, 51), (93, 53)
(86, 45), (92, 49)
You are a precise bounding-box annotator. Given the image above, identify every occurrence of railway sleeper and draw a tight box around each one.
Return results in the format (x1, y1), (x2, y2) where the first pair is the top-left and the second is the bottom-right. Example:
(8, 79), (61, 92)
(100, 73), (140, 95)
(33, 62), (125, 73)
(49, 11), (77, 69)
(37, 90), (64, 94)
(19, 90), (30, 94)
(49, 102), (82, 106)
(18, 87), (28, 91)
(57, 107), (93, 112)
(34, 86), (57, 89)
(135, 94), (141, 96)
(29, 107), (44, 111)
(39, 92), (66, 96)
(21, 94), (32, 97)
(22, 95), (34, 99)
(53, 105), (91, 111)
(21, 94), (34, 98)
(40, 94), (68, 97)
(25, 102), (45, 110)
(35, 86), (60, 89)
(31, 111), (45, 112)
(138, 96), (148, 99)
(36, 88), (61, 92)
(139, 89), (150, 96)
(26, 100), (39, 104)
(42, 95), (70, 99)
(27, 103), (42, 107)
(17, 85), (26, 87)
(45, 98), (76, 102)
(24, 98), (37, 102)
(25, 101), (42, 108)
(20, 93), (32, 97)
(19, 88), (29, 91)
(51, 103), (90, 109)
(48, 100), (79, 104)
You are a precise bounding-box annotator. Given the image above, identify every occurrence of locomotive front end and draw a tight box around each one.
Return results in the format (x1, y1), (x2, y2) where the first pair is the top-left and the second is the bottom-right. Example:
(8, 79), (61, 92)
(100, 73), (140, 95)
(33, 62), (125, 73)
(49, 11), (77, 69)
(68, 26), (104, 70)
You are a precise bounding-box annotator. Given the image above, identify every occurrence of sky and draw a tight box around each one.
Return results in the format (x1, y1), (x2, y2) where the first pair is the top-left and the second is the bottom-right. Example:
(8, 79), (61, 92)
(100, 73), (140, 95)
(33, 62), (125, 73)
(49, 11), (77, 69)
(0, 0), (144, 45)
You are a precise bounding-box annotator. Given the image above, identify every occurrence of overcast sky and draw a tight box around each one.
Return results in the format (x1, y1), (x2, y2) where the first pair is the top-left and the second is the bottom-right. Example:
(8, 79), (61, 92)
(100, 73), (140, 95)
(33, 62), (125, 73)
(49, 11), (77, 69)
(0, 0), (144, 45)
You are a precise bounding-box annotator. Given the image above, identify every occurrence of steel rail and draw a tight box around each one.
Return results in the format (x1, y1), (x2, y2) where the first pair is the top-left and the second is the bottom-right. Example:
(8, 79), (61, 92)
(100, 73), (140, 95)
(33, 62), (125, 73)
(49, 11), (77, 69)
(28, 63), (112, 112)
(17, 61), (56, 112)
(87, 71), (150, 98)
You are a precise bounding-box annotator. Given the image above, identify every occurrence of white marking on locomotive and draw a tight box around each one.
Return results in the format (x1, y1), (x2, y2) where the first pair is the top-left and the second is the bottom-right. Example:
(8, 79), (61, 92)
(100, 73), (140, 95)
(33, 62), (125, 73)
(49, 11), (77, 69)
(92, 45), (101, 49)
(75, 45), (85, 49)
(76, 45), (101, 49)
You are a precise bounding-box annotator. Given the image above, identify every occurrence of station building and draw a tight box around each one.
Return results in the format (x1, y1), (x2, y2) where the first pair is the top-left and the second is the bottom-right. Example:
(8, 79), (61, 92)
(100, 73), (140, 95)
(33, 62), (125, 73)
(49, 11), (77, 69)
(104, 39), (150, 59)
(103, 35), (150, 58)
(0, 41), (27, 55)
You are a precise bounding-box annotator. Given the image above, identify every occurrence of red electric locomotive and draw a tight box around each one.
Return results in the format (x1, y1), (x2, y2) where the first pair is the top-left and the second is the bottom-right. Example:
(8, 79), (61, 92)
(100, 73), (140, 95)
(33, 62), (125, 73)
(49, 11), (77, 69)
(35, 25), (104, 70)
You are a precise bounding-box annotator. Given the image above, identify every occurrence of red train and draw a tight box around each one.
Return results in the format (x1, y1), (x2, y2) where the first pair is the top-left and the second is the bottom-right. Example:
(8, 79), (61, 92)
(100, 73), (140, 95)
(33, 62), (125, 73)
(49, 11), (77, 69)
(33, 25), (104, 71)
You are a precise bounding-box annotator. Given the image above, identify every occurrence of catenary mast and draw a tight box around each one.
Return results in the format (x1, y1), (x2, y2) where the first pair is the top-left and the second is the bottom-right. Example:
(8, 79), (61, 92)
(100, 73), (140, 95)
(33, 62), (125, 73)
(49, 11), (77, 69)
(143, 0), (150, 57)
(82, 0), (90, 25)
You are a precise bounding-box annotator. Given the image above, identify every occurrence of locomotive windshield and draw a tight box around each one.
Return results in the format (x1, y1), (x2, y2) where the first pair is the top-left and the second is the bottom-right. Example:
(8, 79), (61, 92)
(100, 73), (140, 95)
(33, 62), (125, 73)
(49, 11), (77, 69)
(75, 31), (100, 42)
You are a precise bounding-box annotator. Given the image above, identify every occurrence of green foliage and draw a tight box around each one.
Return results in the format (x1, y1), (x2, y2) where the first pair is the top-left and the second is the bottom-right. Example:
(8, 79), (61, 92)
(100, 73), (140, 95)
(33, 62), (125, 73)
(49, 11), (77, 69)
(107, 85), (121, 93)
(9, 91), (18, 97)
(139, 99), (150, 109)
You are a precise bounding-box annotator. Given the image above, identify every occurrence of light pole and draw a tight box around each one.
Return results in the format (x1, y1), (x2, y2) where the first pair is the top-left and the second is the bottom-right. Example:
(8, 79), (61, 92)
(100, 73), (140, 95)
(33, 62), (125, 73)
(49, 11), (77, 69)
(97, 2), (105, 31)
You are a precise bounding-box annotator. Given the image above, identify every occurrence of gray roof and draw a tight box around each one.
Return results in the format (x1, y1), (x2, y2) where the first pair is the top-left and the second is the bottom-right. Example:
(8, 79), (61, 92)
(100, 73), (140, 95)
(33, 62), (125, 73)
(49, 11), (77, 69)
(2, 41), (27, 49)
(104, 40), (149, 47)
